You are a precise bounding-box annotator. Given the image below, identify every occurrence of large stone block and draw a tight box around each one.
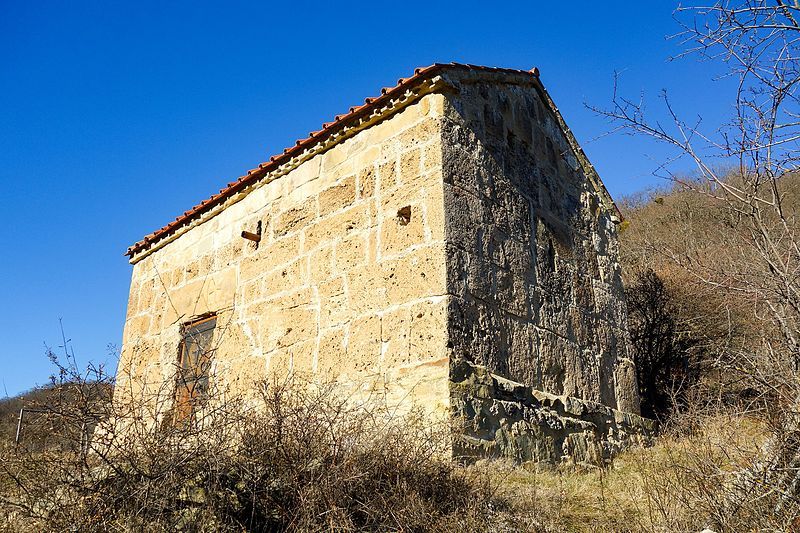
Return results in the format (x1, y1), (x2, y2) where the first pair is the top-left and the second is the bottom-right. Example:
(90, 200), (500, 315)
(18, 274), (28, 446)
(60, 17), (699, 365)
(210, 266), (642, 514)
(304, 203), (370, 251)
(260, 234), (302, 271)
(409, 299), (448, 362)
(275, 305), (317, 348)
(335, 233), (367, 272)
(346, 314), (381, 375)
(381, 306), (411, 368)
(396, 119), (438, 152)
(423, 142), (442, 172)
(381, 245), (447, 303)
(317, 326), (347, 379)
(308, 245), (335, 283)
(318, 175), (356, 218)
(318, 275), (348, 328)
(123, 314), (151, 342)
(378, 206), (426, 258)
(346, 268), (389, 315)
(379, 159), (398, 189)
(614, 357), (641, 414)
(264, 258), (307, 297)
(274, 196), (317, 237)
(206, 268), (237, 310)
(356, 164), (377, 200)
(399, 148), (421, 184)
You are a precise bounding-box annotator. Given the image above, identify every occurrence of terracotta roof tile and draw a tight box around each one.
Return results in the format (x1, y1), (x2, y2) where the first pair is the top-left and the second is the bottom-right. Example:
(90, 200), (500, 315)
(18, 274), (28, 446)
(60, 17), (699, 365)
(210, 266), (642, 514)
(126, 63), (539, 257)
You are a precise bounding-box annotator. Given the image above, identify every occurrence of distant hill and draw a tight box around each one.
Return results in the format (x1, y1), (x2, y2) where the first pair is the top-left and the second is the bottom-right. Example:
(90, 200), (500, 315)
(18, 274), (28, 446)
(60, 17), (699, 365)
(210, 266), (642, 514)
(616, 173), (800, 415)
(0, 386), (52, 443)
(0, 381), (113, 445)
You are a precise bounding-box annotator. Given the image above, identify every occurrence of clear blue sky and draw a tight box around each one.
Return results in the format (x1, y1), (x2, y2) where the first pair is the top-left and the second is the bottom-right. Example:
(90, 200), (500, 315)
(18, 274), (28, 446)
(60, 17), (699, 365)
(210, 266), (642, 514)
(0, 1), (731, 396)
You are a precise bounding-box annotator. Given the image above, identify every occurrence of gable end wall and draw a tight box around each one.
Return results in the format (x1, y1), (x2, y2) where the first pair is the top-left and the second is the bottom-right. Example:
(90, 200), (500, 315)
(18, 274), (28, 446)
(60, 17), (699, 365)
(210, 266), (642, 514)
(441, 78), (641, 414)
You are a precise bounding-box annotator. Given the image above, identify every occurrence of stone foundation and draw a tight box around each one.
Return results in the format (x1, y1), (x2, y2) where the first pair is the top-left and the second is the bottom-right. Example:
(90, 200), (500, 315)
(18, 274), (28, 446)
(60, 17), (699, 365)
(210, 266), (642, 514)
(450, 360), (654, 464)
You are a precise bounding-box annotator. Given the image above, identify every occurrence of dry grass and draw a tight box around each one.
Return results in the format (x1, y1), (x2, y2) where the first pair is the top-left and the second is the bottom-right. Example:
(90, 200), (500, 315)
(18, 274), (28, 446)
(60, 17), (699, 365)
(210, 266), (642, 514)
(488, 412), (766, 532)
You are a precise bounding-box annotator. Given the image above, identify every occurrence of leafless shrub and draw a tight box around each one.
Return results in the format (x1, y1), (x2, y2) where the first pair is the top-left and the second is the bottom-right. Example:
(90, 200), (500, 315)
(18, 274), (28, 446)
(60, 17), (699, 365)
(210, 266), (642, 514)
(0, 354), (501, 532)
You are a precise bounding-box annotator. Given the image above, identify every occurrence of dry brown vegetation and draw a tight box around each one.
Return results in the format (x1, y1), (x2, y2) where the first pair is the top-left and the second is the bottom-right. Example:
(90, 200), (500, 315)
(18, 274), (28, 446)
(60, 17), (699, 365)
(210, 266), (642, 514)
(0, 368), (778, 533)
(1, 371), (502, 532)
(592, 2), (800, 526)
(612, 177), (800, 530)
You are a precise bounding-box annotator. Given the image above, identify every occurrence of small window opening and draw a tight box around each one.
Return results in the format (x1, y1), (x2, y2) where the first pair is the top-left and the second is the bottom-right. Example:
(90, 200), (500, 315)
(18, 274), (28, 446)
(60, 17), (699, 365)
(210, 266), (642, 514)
(397, 205), (412, 226)
(174, 315), (216, 424)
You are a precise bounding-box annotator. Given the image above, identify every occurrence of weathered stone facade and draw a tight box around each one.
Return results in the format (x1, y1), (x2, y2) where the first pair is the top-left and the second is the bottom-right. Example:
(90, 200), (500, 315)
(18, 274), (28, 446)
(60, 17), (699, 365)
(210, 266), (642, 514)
(441, 73), (639, 412)
(118, 64), (650, 463)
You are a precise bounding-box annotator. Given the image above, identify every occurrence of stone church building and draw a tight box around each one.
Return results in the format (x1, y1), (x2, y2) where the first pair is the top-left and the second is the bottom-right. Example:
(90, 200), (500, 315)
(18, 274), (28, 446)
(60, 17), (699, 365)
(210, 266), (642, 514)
(118, 63), (652, 463)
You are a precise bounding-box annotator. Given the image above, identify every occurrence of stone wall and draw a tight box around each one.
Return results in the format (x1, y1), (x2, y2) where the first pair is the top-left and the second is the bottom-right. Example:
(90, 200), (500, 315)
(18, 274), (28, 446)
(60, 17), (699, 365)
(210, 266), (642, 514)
(439, 72), (641, 414)
(118, 93), (452, 419)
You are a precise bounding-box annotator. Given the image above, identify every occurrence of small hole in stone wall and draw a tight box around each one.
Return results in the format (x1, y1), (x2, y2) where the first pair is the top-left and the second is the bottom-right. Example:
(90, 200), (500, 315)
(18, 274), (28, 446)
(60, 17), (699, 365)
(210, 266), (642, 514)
(397, 205), (411, 226)
(546, 238), (557, 271)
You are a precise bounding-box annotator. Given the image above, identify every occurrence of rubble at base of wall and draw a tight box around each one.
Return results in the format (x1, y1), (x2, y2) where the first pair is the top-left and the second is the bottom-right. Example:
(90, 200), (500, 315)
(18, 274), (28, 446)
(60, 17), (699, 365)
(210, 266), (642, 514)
(450, 360), (656, 465)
